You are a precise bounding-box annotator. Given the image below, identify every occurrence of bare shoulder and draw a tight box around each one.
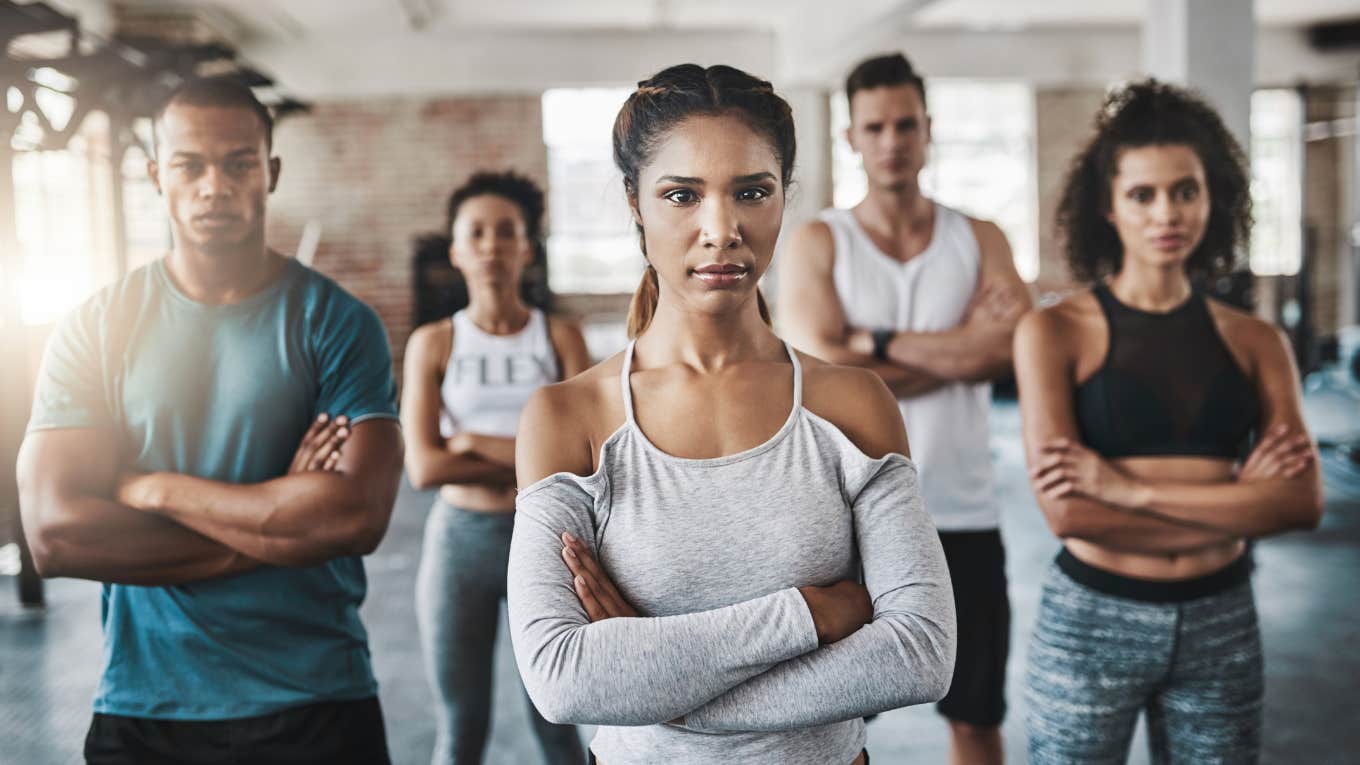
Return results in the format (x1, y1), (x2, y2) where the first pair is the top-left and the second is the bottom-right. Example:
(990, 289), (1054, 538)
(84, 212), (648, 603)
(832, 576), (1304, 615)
(404, 318), (452, 370)
(799, 352), (909, 459)
(966, 216), (1008, 248)
(407, 318), (452, 352)
(787, 219), (835, 262)
(1204, 298), (1293, 368)
(1019, 290), (1096, 339)
(517, 351), (625, 484)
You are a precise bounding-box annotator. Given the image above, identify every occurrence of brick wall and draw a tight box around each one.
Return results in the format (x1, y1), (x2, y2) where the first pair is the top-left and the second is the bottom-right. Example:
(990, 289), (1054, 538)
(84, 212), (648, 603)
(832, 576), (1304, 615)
(265, 96), (547, 375)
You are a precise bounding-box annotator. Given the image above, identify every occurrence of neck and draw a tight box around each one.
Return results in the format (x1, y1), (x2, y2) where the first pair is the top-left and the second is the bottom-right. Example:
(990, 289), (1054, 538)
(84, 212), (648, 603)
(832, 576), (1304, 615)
(1108, 259), (1193, 311)
(464, 282), (531, 334)
(164, 233), (282, 304)
(858, 181), (932, 234)
(636, 291), (782, 373)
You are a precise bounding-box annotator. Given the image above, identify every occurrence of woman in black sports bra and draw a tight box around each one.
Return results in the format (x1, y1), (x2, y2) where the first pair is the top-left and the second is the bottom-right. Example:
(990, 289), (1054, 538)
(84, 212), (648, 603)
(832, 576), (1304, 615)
(1014, 80), (1323, 764)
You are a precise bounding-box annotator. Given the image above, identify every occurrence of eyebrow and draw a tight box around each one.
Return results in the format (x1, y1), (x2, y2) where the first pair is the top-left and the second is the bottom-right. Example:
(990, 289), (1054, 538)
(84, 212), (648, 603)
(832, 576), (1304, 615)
(655, 172), (778, 185)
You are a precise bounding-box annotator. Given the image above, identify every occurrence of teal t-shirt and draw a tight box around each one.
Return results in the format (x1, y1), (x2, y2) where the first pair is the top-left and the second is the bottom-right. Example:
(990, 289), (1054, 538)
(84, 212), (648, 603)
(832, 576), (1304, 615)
(27, 257), (399, 720)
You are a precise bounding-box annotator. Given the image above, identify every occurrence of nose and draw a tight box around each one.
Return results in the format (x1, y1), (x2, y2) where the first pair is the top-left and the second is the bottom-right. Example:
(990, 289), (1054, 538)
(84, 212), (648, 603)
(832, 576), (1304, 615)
(1153, 192), (1182, 225)
(196, 164), (233, 200)
(699, 197), (742, 250)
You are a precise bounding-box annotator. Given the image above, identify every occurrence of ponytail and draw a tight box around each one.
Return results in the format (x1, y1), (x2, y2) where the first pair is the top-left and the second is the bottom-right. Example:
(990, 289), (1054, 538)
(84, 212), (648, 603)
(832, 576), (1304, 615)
(625, 263), (773, 339)
(627, 265), (660, 339)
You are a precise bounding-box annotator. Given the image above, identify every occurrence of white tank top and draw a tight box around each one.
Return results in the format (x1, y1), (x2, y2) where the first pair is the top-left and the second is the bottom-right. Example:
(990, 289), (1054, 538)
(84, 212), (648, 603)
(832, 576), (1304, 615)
(439, 308), (560, 439)
(818, 203), (998, 530)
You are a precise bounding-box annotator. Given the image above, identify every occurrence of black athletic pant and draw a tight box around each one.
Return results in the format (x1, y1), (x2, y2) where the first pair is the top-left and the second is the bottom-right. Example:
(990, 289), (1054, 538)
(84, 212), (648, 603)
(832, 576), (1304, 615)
(84, 696), (391, 765)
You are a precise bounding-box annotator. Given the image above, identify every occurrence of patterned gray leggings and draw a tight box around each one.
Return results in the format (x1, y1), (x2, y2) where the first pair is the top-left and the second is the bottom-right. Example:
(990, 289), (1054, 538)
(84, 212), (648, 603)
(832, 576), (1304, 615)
(1025, 558), (1263, 764)
(415, 499), (585, 765)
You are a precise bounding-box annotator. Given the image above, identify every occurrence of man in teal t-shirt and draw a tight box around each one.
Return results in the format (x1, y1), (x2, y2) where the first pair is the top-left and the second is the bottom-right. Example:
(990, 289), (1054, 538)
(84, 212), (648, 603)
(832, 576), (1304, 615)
(17, 77), (404, 764)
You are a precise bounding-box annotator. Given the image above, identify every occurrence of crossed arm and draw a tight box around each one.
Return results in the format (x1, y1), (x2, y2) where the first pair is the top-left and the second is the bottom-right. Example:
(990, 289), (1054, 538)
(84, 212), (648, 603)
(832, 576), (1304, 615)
(778, 218), (1030, 398)
(400, 317), (593, 490)
(507, 381), (955, 731)
(1013, 310), (1322, 552)
(17, 416), (403, 583)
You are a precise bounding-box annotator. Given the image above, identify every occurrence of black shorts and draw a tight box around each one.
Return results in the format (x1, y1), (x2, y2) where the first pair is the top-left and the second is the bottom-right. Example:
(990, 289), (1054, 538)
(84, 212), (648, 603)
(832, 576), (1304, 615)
(84, 696), (391, 765)
(936, 529), (1010, 727)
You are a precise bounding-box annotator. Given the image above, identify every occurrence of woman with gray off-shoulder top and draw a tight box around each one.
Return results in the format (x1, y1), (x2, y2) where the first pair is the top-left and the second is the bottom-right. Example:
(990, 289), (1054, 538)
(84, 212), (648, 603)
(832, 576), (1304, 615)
(506, 63), (957, 765)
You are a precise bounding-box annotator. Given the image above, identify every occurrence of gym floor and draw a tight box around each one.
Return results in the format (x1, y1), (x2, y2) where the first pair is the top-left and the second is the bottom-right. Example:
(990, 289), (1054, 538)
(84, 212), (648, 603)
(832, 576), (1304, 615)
(3, 402), (1358, 764)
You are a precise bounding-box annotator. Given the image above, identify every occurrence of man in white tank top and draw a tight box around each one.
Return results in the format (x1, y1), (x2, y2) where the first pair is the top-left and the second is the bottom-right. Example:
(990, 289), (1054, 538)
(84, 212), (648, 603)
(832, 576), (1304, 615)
(779, 53), (1030, 765)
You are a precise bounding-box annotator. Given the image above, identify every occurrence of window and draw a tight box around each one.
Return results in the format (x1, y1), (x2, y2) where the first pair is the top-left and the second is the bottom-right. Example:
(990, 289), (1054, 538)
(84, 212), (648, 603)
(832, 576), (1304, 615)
(7, 94), (168, 327)
(1249, 89), (1303, 277)
(831, 80), (1039, 281)
(541, 88), (638, 294)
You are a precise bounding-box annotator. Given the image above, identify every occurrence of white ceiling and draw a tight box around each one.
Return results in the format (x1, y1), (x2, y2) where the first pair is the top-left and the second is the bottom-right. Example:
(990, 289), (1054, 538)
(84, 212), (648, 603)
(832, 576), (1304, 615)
(104, 0), (1360, 40)
(37, 0), (1360, 97)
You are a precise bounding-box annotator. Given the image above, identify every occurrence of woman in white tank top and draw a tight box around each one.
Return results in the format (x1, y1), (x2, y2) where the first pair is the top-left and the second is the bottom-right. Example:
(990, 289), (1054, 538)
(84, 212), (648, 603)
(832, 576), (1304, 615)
(400, 172), (592, 765)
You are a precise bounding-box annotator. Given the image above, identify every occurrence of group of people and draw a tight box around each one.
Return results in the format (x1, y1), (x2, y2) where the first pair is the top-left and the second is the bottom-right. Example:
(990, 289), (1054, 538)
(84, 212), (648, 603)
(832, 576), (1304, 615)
(15, 48), (1322, 765)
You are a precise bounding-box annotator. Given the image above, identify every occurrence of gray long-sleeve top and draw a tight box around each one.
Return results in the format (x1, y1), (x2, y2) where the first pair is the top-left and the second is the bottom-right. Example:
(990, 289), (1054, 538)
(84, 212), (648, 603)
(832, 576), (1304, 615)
(507, 345), (956, 765)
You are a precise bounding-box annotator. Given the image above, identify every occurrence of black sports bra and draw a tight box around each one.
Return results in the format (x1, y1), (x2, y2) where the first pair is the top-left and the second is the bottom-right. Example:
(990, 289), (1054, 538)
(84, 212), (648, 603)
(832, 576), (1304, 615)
(1073, 283), (1259, 460)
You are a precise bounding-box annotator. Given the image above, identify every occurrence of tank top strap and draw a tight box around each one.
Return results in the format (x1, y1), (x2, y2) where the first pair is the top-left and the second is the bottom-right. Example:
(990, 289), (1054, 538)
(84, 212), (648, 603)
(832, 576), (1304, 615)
(784, 341), (803, 408)
(621, 339), (638, 425)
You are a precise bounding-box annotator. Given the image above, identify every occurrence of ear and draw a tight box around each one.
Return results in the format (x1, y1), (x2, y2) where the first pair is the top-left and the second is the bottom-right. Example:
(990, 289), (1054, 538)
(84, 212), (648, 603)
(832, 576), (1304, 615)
(923, 114), (932, 144)
(843, 125), (858, 153)
(268, 156), (282, 193)
(147, 158), (162, 194)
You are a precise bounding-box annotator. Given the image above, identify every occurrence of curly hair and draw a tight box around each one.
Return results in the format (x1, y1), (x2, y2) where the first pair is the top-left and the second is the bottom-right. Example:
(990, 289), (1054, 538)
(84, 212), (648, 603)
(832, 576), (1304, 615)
(445, 170), (546, 243)
(1055, 79), (1252, 283)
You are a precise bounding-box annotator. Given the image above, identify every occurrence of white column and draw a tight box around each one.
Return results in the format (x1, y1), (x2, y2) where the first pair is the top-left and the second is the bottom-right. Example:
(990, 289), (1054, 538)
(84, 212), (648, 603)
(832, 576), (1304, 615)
(1142, 0), (1254, 148)
(767, 86), (833, 314)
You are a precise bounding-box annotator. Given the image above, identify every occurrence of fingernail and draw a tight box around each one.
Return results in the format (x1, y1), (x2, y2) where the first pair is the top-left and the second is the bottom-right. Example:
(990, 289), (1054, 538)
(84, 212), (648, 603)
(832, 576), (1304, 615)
(575, 576), (584, 586)
(565, 546), (577, 559)
(317, 413), (328, 422)
(337, 416), (348, 425)
(337, 428), (349, 437)
(563, 531), (577, 544)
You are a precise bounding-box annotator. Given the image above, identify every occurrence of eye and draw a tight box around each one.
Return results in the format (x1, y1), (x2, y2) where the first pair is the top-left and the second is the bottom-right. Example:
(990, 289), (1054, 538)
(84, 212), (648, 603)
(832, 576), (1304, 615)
(1175, 184), (1200, 202)
(1130, 188), (1154, 204)
(737, 187), (771, 202)
(663, 188), (698, 205)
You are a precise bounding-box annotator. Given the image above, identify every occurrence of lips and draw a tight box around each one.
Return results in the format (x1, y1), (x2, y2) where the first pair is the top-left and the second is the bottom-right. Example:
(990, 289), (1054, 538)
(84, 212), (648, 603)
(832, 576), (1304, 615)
(193, 212), (242, 225)
(692, 263), (750, 288)
(1152, 233), (1188, 250)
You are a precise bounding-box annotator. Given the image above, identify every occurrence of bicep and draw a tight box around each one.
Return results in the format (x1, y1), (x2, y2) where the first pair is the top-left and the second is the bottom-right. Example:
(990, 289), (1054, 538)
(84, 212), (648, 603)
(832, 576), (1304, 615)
(1014, 315), (1080, 461)
(975, 222), (1032, 308)
(1252, 327), (1309, 434)
(777, 225), (849, 351)
(398, 330), (446, 451)
(334, 419), (404, 507)
(516, 388), (595, 488)
(18, 428), (118, 499)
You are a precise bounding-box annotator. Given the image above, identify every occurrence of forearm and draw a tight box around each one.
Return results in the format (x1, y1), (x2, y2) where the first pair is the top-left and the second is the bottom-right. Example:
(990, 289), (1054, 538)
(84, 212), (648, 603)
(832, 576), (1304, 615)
(1044, 495), (1236, 553)
(134, 472), (386, 567)
(885, 326), (1012, 382)
(686, 457), (955, 732)
(462, 434), (517, 467)
(1130, 475), (1323, 537)
(406, 448), (516, 490)
(799, 336), (943, 399)
(23, 494), (258, 585)
(508, 484), (821, 726)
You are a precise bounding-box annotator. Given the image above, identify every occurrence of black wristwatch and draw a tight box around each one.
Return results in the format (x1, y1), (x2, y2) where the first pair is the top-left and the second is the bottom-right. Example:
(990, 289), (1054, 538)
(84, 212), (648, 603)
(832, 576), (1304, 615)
(871, 328), (895, 361)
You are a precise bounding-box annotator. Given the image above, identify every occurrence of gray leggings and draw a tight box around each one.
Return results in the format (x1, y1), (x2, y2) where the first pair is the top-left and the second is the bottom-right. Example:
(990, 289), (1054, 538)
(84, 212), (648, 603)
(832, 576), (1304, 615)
(415, 499), (584, 765)
(1025, 559), (1263, 764)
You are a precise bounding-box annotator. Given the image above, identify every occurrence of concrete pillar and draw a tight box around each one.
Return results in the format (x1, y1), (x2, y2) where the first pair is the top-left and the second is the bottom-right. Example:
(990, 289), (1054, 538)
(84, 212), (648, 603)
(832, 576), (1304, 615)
(1142, 0), (1254, 149)
(768, 86), (833, 314)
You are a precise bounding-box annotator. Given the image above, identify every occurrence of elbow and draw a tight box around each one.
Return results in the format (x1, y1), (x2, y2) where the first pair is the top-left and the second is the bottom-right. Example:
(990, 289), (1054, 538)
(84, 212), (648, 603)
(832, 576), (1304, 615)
(18, 500), (69, 578)
(1292, 488), (1325, 532)
(1039, 499), (1080, 539)
(403, 458), (439, 491)
(340, 503), (393, 557)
